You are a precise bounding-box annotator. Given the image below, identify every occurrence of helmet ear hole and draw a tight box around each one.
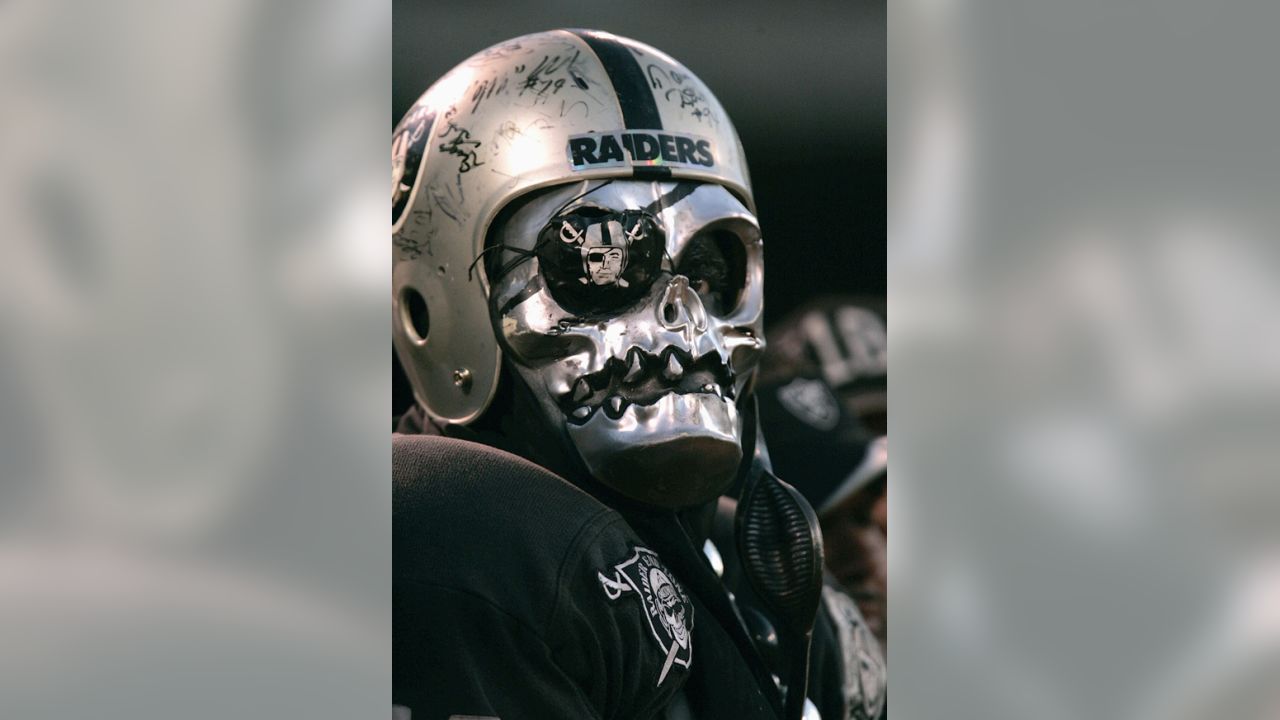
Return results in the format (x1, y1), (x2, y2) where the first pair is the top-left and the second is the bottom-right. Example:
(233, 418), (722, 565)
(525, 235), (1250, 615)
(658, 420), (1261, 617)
(400, 286), (430, 344)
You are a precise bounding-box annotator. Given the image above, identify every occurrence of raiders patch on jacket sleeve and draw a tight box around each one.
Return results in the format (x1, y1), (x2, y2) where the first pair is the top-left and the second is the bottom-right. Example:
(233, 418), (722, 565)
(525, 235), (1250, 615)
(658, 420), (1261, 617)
(597, 546), (695, 686)
(544, 518), (696, 719)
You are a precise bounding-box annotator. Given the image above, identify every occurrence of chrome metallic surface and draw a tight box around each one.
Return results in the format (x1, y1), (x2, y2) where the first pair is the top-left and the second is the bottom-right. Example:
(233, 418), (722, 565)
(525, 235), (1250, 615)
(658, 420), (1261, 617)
(392, 30), (754, 424)
(491, 181), (765, 507)
(450, 367), (472, 390)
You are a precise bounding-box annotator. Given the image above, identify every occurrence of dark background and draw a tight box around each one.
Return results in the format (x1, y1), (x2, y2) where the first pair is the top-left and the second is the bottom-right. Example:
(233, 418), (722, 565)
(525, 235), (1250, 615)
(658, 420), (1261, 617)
(393, 1), (885, 414)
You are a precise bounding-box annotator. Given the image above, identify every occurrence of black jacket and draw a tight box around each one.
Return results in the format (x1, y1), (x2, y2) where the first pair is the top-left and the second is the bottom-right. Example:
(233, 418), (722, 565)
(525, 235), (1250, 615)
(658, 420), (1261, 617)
(393, 432), (884, 720)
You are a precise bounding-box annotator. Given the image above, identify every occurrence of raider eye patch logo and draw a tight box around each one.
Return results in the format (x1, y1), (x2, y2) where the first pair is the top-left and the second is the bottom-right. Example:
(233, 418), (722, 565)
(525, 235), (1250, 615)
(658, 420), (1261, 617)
(598, 547), (694, 686)
(567, 131), (716, 171)
(535, 209), (663, 316)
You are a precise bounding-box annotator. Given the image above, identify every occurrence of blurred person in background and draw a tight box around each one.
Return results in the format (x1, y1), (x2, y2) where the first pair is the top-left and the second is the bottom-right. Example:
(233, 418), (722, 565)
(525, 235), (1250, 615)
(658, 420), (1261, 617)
(755, 297), (888, 651)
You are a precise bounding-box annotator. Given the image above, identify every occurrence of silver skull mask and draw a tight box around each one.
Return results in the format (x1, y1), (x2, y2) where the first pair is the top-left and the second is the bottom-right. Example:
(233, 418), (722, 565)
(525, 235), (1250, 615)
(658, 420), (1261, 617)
(488, 180), (765, 507)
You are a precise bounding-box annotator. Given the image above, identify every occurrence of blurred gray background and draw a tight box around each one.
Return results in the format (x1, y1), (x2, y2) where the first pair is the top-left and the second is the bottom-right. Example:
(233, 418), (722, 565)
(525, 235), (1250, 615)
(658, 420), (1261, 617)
(891, 0), (1280, 718)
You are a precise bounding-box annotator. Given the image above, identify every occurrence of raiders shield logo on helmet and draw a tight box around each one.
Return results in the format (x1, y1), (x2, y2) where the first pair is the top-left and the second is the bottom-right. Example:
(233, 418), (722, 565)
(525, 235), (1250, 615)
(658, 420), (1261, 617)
(598, 547), (694, 686)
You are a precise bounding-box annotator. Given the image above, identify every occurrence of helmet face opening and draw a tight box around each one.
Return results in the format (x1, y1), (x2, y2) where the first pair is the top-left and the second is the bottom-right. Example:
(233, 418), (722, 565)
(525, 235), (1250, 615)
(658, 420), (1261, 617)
(393, 31), (759, 496)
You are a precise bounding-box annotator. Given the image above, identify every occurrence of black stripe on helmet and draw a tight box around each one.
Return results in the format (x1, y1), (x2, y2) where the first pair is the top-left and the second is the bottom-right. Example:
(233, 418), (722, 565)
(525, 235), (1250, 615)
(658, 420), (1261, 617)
(568, 30), (664, 131)
(633, 165), (673, 181)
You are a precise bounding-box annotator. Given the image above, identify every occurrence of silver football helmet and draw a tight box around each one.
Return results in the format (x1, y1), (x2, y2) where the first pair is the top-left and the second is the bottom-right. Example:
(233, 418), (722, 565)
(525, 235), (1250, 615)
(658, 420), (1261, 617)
(393, 30), (763, 506)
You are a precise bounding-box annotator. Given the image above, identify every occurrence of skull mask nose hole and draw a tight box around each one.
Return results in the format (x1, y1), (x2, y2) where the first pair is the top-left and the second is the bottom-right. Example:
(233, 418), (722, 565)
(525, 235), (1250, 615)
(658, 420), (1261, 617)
(663, 301), (679, 324)
(400, 286), (430, 344)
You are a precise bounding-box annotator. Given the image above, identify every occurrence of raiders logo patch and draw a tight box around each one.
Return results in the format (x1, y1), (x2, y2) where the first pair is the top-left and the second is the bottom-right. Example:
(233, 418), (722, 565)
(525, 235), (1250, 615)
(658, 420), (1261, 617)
(777, 377), (841, 431)
(598, 547), (694, 685)
(568, 131), (716, 171)
(391, 103), (435, 225)
(534, 208), (664, 316)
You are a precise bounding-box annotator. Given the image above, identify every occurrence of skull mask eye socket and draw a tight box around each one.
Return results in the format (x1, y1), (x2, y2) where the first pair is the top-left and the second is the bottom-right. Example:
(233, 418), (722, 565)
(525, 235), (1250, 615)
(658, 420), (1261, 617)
(534, 208), (665, 317)
(675, 229), (747, 316)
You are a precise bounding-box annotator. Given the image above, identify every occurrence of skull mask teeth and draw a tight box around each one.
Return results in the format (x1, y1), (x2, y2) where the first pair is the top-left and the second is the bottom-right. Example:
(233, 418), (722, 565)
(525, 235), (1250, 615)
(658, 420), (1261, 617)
(561, 348), (735, 424)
